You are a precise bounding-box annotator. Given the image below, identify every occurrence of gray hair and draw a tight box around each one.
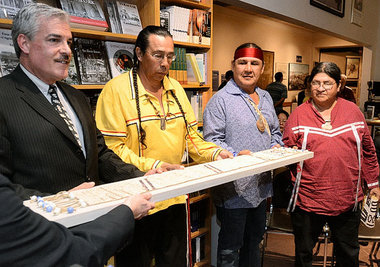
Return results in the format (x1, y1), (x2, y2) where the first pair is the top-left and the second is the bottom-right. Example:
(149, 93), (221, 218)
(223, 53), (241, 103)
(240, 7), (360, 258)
(12, 3), (69, 58)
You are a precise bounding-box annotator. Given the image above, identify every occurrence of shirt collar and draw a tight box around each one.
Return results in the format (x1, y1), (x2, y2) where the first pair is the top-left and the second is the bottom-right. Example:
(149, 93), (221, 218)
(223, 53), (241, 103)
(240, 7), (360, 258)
(20, 64), (53, 97)
(225, 79), (266, 99)
(136, 73), (176, 99)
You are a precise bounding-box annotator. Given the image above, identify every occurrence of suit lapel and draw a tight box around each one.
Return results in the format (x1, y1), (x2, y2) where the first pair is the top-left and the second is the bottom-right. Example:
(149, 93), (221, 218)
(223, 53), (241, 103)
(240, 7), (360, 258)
(12, 66), (81, 148)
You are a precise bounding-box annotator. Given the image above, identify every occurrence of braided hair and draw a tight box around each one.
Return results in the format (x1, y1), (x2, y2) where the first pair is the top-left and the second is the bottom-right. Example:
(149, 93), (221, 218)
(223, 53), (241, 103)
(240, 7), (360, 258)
(132, 26), (172, 152)
(132, 67), (147, 151)
(132, 26), (194, 150)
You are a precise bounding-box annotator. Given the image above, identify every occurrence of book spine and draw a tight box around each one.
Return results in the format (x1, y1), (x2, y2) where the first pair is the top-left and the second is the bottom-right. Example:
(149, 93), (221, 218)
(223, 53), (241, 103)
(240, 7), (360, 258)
(70, 15), (108, 28)
(182, 48), (188, 84)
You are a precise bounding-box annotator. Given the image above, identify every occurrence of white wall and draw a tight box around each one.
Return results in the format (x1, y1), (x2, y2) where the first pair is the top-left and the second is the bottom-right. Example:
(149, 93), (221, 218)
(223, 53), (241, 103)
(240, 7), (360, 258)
(217, 0), (380, 79)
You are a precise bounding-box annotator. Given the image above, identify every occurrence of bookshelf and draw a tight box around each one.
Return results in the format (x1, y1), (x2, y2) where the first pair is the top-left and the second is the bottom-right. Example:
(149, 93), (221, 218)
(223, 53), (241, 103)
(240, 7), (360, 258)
(1, 0), (214, 265)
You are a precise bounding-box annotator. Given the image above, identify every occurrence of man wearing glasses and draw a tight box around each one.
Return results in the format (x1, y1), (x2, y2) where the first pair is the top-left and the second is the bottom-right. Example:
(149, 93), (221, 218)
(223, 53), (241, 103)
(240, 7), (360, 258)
(96, 25), (232, 267)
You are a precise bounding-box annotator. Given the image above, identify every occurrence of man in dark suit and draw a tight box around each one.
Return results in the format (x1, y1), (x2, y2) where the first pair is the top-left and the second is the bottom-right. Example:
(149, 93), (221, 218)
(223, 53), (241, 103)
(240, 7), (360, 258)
(0, 3), (151, 199)
(0, 3), (156, 264)
(0, 173), (154, 267)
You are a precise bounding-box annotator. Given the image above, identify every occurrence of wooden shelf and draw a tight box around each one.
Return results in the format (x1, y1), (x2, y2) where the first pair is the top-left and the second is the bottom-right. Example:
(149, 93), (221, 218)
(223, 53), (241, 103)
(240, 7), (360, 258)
(0, 18), (12, 29)
(189, 193), (210, 204)
(183, 84), (211, 90)
(73, 84), (104, 90)
(71, 28), (137, 43)
(191, 227), (209, 239)
(193, 259), (211, 267)
(161, 0), (211, 10)
(174, 40), (210, 50)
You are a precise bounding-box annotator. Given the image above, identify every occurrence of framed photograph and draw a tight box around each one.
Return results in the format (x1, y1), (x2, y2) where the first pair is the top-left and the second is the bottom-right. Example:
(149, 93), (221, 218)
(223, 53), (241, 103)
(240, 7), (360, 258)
(310, 0), (345, 17)
(288, 63), (309, 91)
(257, 50), (274, 90)
(275, 62), (288, 81)
(350, 0), (362, 26)
(345, 56), (360, 79)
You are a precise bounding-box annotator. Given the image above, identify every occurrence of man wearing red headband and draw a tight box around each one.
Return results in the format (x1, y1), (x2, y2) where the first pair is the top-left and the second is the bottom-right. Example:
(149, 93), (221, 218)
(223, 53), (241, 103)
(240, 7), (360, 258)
(203, 43), (283, 267)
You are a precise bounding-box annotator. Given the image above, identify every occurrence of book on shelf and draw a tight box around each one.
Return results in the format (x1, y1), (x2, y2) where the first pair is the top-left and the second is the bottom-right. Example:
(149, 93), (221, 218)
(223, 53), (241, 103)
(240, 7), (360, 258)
(0, 0), (33, 19)
(190, 92), (203, 124)
(160, 10), (170, 31)
(191, 9), (211, 45)
(61, 57), (80, 85)
(186, 53), (203, 84)
(116, 1), (142, 36)
(58, 0), (109, 31)
(195, 53), (207, 83)
(161, 5), (192, 43)
(73, 38), (111, 84)
(191, 234), (206, 263)
(202, 11), (211, 45)
(105, 41), (134, 78)
(103, 0), (122, 33)
(0, 29), (18, 77)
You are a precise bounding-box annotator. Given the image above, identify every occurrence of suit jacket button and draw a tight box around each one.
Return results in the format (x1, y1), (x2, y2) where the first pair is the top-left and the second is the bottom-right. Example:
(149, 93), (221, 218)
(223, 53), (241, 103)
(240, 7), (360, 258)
(86, 176), (91, 181)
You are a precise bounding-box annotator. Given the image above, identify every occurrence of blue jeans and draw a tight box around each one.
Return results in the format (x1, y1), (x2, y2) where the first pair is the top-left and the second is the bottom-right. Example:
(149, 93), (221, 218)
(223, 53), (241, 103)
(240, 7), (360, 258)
(216, 200), (267, 267)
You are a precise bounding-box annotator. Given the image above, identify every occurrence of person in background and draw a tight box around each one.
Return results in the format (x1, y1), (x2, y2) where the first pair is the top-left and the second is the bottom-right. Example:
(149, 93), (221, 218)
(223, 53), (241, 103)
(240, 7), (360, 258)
(272, 109), (292, 208)
(0, 173), (154, 267)
(218, 69), (233, 90)
(266, 71), (288, 112)
(297, 75), (311, 106)
(95, 25), (232, 267)
(276, 109), (289, 134)
(203, 42), (283, 267)
(283, 62), (380, 267)
(339, 74), (356, 103)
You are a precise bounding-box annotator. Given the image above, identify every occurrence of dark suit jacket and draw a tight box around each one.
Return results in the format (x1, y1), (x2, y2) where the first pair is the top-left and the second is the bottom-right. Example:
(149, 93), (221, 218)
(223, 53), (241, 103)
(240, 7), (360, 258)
(0, 65), (144, 199)
(0, 173), (135, 267)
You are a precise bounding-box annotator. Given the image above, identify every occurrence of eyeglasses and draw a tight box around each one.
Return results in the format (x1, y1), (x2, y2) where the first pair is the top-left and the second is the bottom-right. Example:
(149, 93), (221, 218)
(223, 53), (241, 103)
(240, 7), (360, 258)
(148, 51), (176, 63)
(310, 80), (336, 90)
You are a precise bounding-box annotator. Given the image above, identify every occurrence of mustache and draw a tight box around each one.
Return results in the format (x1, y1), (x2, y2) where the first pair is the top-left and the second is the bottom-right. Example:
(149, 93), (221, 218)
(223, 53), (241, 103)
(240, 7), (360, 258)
(57, 54), (70, 62)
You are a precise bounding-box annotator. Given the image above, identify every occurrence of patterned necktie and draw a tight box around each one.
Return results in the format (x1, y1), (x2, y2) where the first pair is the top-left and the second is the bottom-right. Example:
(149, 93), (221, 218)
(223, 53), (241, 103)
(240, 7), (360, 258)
(48, 85), (83, 150)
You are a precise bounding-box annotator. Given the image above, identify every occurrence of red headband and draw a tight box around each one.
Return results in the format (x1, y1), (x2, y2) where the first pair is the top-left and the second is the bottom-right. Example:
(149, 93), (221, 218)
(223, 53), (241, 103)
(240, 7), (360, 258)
(234, 47), (264, 61)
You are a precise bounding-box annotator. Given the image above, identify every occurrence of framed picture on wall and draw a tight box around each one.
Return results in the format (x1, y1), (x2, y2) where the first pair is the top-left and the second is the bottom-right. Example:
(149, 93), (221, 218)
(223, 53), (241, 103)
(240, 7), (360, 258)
(310, 0), (345, 17)
(257, 50), (274, 90)
(345, 56), (360, 79)
(350, 0), (362, 26)
(288, 63), (309, 91)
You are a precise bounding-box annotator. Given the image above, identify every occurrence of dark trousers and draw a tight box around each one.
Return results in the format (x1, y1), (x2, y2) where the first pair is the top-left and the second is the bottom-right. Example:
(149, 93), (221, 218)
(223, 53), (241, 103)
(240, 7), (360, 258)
(216, 200), (267, 267)
(291, 207), (361, 267)
(115, 204), (188, 267)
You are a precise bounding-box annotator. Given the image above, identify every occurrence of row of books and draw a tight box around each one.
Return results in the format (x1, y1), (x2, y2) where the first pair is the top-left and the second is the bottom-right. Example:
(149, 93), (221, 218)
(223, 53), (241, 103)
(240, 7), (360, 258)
(186, 91), (203, 124)
(0, 0), (34, 19)
(169, 47), (207, 85)
(190, 201), (207, 232)
(160, 6), (211, 45)
(0, 1), (212, 45)
(59, 0), (143, 34)
(0, 29), (208, 89)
